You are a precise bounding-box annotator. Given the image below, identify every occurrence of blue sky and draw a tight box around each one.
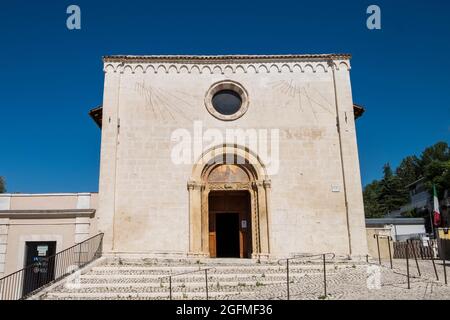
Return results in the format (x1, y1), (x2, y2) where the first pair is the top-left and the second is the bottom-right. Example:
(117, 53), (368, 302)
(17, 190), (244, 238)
(1, 0), (449, 193)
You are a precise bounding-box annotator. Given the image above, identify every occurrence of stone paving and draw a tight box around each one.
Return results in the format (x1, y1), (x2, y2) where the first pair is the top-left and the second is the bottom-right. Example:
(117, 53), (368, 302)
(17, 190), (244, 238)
(246, 258), (450, 300)
(35, 257), (450, 300)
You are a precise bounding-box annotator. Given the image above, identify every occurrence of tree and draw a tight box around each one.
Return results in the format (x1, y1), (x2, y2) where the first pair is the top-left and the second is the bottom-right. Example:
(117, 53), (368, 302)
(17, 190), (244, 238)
(362, 141), (450, 218)
(420, 142), (450, 198)
(396, 155), (422, 187)
(363, 180), (383, 218)
(0, 177), (5, 193)
(423, 159), (450, 198)
(376, 163), (409, 215)
(420, 141), (450, 166)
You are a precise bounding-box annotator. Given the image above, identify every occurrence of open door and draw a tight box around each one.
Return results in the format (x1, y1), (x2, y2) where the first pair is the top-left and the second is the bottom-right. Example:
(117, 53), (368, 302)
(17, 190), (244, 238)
(208, 191), (252, 258)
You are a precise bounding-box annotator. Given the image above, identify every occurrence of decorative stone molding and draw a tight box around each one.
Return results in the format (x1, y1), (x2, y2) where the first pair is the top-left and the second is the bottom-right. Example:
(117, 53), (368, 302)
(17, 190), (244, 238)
(188, 144), (271, 258)
(103, 54), (351, 74)
(252, 181), (265, 189)
(208, 182), (252, 191)
(0, 209), (95, 219)
(187, 181), (204, 190)
(263, 180), (272, 189)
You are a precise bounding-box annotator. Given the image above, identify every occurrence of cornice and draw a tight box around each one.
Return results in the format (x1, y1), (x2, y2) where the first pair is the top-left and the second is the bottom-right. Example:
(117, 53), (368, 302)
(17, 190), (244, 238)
(0, 209), (96, 219)
(103, 53), (351, 63)
(103, 54), (351, 74)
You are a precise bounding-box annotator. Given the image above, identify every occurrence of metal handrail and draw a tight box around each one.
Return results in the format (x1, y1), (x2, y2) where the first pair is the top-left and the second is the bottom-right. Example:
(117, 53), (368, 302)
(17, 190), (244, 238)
(0, 233), (104, 300)
(373, 234), (393, 268)
(160, 267), (216, 300)
(278, 253), (336, 300)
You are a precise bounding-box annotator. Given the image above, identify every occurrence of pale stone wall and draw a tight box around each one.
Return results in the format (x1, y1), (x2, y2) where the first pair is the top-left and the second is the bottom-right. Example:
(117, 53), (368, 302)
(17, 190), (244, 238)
(366, 228), (394, 260)
(4, 220), (75, 274)
(1, 193), (99, 211)
(0, 193), (98, 276)
(97, 55), (368, 258)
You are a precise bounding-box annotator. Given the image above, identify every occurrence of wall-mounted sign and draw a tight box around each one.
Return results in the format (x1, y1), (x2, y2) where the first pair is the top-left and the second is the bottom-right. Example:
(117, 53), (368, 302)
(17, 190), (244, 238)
(241, 220), (247, 229)
(331, 185), (341, 192)
(37, 245), (48, 257)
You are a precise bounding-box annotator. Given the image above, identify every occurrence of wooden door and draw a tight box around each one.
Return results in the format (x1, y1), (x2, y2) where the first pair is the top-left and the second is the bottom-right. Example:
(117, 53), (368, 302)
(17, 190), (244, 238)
(209, 212), (217, 258)
(208, 191), (251, 258)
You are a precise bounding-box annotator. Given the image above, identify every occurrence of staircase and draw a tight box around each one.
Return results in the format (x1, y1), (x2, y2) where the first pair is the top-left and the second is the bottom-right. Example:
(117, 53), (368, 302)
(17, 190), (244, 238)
(35, 257), (363, 300)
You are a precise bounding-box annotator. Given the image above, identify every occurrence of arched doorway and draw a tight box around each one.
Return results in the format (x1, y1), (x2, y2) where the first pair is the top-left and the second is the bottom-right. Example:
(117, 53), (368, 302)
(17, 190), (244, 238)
(208, 165), (252, 258)
(188, 145), (271, 259)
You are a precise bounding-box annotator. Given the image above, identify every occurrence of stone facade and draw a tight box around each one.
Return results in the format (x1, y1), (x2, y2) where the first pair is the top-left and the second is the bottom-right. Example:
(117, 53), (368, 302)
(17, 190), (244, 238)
(96, 54), (368, 259)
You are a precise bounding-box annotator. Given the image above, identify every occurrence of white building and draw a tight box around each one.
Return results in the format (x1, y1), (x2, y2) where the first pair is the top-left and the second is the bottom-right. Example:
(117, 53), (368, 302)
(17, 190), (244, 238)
(1, 54), (369, 282)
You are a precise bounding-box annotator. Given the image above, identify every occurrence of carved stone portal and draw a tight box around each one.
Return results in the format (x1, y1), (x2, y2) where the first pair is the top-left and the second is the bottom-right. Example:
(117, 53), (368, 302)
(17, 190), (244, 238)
(187, 145), (271, 259)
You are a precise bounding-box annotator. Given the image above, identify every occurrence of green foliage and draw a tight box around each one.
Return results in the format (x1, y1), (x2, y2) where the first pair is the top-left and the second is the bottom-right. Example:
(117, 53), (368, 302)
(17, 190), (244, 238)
(363, 164), (408, 217)
(363, 142), (450, 218)
(420, 142), (450, 166)
(376, 163), (409, 215)
(0, 177), (5, 193)
(423, 159), (450, 198)
(363, 180), (383, 218)
(396, 156), (422, 187)
(420, 142), (450, 198)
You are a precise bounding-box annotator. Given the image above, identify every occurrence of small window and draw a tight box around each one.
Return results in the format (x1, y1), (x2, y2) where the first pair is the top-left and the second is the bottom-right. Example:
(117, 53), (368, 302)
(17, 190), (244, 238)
(211, 90), (242, 115)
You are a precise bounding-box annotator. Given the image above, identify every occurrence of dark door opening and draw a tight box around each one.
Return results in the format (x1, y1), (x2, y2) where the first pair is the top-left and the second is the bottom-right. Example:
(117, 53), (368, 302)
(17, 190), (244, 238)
(22, 241), (56, 296)
(216, 213), (240, 258)
(208, 190), (252, 258)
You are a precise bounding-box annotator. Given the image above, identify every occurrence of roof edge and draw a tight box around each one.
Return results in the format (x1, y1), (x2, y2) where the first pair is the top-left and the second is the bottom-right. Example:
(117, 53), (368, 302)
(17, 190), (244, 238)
(353, 103), (365, 120)
(103, 53), (352, 63)
(89, 105), (102, 128)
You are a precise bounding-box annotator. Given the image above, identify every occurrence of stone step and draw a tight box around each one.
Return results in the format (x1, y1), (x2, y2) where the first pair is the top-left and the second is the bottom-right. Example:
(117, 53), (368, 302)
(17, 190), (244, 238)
(82, 272), (299, 278)
(93, 264), (349, 270)
(88, 265), (349, 275)
(55, 280), (285, 291)
(77, 273), (309, 283)
(104, 257), (358, 266)
(41, 291), (250, 300)
(35, 258), (367, 300)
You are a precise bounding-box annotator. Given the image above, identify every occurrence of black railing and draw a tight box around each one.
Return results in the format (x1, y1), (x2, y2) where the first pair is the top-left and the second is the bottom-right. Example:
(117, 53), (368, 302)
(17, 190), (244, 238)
(393, 239), (436, 259)
(0, 233), (103, 300)
(161, 267), (215, 300)
(373, 234), (393, 268)
(278, 253), (335, 300)
(370, 237), (447, 288)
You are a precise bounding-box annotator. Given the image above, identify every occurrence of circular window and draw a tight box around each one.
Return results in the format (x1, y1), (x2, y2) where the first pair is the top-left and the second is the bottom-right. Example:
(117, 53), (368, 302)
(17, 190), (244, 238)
(205, 80), (249, 121)
(212, 90), (242, 115)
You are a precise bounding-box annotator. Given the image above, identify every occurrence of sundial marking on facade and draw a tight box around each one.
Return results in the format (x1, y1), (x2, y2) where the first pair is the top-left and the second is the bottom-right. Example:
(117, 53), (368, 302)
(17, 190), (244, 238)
(268, 80), (335, 122)
(135, 81), (195, 122)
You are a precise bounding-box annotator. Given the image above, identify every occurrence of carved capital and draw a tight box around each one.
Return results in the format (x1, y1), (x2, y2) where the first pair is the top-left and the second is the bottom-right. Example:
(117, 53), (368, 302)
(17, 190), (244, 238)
(187, 181), (203, 191)
(252, 181), (264, 190)
(263, 179), (272, 189)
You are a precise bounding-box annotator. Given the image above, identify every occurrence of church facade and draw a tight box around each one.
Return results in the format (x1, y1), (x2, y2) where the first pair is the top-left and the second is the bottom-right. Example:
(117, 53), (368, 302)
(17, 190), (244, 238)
(94, 54), (368, 259)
